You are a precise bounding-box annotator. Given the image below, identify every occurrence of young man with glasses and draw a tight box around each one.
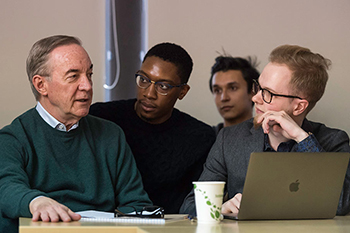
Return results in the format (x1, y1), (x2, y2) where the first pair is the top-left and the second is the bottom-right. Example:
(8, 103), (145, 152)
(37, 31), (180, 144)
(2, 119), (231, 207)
(89, 43), (216, 214)
(180, 44), (350, 217)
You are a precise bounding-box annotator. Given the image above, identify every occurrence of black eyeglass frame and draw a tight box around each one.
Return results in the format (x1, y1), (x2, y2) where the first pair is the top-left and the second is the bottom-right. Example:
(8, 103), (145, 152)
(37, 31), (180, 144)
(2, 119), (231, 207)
(135, 73), (186, 96)
(252, 79), (303, 104)
(115, 205), (165, 219)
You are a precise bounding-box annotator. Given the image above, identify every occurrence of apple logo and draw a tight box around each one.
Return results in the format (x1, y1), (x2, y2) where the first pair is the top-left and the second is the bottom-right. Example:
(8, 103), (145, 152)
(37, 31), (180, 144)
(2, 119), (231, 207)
(289, 180), (300, 192)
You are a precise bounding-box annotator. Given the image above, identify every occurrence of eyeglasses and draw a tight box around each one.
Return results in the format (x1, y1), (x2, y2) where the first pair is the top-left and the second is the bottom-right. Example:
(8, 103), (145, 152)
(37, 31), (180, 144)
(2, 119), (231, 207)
(252, 79), (303, 104)
(135, 74), (186, 96)
(115, 206), (164, 218)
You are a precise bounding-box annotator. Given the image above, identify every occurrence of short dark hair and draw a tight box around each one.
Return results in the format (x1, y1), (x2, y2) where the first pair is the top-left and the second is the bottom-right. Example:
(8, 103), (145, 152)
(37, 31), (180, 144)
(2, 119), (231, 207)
(143, 42), (193, 84)
(26, 35), (82, 100)
(209, 55), (260, 94)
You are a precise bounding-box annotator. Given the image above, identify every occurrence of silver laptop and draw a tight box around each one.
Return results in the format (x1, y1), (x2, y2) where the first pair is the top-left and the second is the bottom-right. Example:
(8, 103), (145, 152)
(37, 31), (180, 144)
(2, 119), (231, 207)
(236, 152), (349, 220)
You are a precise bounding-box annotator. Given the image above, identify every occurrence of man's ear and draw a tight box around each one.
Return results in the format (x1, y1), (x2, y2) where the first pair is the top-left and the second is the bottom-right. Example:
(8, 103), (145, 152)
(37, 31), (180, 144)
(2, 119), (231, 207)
(292, 99), (309, 116)
(178, 84), (190, 100)
(32, 75), (48, 96)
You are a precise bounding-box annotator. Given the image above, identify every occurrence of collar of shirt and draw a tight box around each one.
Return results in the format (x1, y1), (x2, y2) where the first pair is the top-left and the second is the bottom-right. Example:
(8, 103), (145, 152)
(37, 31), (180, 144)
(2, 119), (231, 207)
(263, 134), (296, 152)
(35, 102), (79, 132)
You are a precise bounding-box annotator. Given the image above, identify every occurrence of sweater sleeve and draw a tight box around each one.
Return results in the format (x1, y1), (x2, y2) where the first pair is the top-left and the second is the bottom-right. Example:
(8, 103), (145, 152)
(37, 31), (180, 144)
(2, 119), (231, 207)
(0, 127), (47, 219)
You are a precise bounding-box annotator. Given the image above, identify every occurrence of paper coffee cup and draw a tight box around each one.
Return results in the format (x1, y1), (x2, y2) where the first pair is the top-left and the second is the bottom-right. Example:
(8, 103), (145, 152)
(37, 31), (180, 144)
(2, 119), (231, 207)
(193, 181), (225, 224)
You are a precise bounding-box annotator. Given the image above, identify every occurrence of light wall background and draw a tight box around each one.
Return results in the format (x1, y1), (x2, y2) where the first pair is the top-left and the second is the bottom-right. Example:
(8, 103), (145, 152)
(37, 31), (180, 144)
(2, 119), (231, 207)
(148, 0), (350, 136)
(0, 0), (105, 128)
(1, 0), (349, 137)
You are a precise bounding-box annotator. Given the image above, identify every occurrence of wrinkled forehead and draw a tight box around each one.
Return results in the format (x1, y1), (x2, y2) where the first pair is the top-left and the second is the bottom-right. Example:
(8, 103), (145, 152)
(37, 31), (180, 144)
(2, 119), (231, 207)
(48, 44), (92, 71)
(51, 44), (90, 60)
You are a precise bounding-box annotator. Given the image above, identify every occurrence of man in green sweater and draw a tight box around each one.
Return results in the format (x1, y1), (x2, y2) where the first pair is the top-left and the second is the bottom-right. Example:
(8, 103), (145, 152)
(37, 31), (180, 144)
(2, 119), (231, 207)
(0, 35), (152, 233)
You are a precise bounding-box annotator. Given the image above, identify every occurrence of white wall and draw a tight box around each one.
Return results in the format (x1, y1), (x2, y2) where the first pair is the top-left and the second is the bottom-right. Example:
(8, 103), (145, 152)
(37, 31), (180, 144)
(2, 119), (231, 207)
(0, 0), (105, 128)
(148, 0), (350, 136)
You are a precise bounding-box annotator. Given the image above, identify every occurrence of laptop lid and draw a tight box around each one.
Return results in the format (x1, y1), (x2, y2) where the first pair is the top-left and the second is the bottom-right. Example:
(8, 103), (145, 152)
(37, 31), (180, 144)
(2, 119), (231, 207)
(237, 152), (350, 220)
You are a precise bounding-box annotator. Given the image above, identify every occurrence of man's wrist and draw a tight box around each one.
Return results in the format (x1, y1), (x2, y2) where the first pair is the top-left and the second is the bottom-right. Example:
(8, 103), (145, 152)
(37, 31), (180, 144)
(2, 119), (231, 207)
(295, 131), (310, 143)
(29, 196), (44, 212)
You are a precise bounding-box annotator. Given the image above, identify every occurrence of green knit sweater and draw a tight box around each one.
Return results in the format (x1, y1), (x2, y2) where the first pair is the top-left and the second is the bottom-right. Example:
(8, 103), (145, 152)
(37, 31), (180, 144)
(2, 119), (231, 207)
(0, 108), (152, 223)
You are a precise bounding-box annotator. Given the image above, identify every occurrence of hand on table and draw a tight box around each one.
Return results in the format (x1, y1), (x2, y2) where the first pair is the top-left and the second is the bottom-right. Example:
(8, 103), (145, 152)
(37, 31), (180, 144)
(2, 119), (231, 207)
(29, 196), (81, 222)
(221, 193), (242, 217)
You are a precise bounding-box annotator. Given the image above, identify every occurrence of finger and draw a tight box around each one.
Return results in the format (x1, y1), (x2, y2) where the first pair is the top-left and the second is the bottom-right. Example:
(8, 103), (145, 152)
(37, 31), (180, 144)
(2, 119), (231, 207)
(40, 211), (50, 222)
(56, 207), (73, 222)
(68, 209), (81, 221)
(272, 124), (283, 133)
(234, 193), (242, 210)
(47, 209), (60, 222)
(262, 115), (282, 134)
(222, 200), (237, 214)
(222, 203), (239, 217)
(230, 194), (241, 210)
(256, 113), (266, 124)
(222, 195), (241, 216)
(262, 117), (271, 134)
(31, 212), (41, 222)
(257, 112), (277, 132)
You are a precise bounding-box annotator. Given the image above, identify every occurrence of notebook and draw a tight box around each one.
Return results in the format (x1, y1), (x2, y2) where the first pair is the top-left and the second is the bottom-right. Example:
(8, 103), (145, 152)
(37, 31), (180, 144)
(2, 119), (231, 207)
(235, 152), (350, 220)
(77, 210), (186, 224)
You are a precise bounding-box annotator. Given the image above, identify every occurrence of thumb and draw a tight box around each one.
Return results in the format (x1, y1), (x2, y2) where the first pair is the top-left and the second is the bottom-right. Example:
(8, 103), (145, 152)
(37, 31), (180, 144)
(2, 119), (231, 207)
(68, 209), (81, 221)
